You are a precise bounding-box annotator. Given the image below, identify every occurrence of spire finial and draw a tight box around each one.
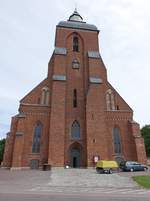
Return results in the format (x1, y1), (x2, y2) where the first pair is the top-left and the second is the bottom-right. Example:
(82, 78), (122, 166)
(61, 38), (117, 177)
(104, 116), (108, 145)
(75, 2), (77, 12)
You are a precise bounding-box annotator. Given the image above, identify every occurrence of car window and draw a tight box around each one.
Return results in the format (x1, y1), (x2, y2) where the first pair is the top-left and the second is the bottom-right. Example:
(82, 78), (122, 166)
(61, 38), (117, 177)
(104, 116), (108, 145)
(126, 161), (137, 165)
(133, 162), (141, 165)
(120, 161), (125, 165)
(126, 162), (132, 165)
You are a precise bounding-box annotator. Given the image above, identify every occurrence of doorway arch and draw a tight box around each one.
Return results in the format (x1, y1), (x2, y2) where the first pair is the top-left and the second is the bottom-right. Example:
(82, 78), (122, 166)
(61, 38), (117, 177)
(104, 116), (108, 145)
(70, 148), (81, 168)
(69, 143), (82, 168)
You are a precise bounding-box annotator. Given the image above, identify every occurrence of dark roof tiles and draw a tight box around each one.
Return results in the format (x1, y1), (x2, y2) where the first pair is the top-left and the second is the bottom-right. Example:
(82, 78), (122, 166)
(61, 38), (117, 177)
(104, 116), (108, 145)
(57, 21), (99, 32)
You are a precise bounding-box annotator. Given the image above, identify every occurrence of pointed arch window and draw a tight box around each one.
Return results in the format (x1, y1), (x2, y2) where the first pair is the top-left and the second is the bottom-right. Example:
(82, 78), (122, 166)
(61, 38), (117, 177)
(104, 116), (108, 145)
(73, 36), (79, 52)
(41, 87), (49, 105)
(113, 127), (121, 154)
(73, 89), (77, 108)
(106, 89), (115, 110)
(32, 122), (42, 153)
(71, 121), (80, 139)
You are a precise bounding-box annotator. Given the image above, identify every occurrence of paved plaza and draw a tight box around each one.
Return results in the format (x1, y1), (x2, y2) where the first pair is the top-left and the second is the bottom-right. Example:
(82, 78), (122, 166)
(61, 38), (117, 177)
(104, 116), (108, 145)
(0, 168), (150, 201)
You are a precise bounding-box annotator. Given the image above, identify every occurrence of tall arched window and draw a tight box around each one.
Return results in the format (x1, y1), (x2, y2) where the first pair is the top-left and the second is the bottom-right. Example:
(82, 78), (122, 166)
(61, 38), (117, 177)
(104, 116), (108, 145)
(73, 89), (77, 108)
(71, 121), (80, 139)
(110, 93), (115, 110)
(113, 127), (121, 154)
(106, 89), (115, 110)
(106, 93), (111, 110)
(73, 36), (79, 52)
(41, 87), (49, 105)
(32, 122), (42, 153)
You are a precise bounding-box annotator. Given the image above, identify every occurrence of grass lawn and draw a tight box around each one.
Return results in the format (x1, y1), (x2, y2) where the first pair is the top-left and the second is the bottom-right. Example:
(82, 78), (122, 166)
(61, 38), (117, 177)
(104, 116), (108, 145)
(133, 176), (150, 189)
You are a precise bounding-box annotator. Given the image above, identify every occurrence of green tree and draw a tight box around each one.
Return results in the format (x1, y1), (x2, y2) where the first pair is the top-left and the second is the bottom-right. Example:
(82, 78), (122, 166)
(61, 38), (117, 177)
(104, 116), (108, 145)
(0, 138), (6, 164)
(141, 125), (150, 158)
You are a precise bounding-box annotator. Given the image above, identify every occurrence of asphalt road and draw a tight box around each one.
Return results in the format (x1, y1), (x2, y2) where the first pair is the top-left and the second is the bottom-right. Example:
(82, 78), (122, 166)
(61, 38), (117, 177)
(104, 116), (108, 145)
(0, 191), (150, 201)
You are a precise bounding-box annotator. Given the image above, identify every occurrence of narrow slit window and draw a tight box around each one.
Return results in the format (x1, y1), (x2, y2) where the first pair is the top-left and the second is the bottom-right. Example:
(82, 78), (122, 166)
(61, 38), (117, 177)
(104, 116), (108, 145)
(73, 89), (77, 108)
(73, 36), (79, 52)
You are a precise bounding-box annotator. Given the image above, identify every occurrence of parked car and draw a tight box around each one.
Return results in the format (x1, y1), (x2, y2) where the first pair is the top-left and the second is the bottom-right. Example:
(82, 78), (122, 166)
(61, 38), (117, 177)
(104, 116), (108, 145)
(120, 161), (148, 172)
(96, 160), (119, 174)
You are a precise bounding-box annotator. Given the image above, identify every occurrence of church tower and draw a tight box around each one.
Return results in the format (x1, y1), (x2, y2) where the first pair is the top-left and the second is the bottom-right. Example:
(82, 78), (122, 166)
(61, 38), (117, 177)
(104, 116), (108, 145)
(3, 10), (147, 169)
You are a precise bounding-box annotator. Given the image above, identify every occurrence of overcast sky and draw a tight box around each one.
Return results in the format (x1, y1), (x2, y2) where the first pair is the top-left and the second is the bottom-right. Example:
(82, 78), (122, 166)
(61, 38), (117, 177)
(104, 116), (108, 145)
(0, 0), (150, 139)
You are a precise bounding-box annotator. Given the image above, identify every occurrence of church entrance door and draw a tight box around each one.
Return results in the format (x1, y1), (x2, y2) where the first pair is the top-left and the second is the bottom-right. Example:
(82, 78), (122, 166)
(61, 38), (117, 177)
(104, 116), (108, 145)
(70, 148), (81, 168)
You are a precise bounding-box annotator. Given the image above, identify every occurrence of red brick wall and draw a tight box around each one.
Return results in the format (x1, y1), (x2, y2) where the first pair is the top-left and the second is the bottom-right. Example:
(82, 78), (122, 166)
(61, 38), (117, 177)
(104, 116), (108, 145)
(86, 84), (110, 166)
(3, 117), (18, 167)
(48, 81), (66, 166)
(130, 122), (147, 164)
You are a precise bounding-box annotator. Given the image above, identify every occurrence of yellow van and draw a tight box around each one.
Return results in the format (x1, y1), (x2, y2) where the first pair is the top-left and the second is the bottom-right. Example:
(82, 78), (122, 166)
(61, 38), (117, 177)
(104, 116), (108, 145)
(96, 160), (119, 174)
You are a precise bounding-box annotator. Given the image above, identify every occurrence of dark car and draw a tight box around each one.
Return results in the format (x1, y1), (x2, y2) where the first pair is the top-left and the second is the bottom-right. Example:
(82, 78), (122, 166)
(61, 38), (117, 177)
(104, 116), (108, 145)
(120, 161), (148, 172)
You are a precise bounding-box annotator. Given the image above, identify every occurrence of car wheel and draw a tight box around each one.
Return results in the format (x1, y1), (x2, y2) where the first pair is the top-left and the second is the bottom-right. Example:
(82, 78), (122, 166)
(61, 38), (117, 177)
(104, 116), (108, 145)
(96, 168), (100, 173)
(109, 169), (113, 174)
(130, 168), (134, 172)
(144, 167), (147, 171)
(96, 168), (103, 174)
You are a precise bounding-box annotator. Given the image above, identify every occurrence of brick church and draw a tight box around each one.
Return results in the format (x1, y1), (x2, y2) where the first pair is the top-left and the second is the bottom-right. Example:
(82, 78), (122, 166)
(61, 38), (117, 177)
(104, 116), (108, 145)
(3, 10), (147, 169)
